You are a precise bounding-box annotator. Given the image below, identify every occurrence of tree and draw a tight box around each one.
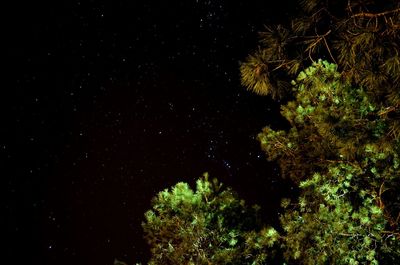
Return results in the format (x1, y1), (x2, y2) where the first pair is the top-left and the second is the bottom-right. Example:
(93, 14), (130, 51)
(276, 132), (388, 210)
(141, 173), (279, 265)
(240, 2), (400, 262)
(258, 60), (400, 264)
(141, 60), (400, 264)
(281, 162), (400, 264)
(138, 1), (400, 264)
(240, 0), (400, 136)
(258, 60), (398, 183)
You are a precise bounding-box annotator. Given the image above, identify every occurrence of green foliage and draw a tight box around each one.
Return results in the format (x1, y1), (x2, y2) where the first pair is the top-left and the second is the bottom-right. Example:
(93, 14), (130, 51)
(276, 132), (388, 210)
(240, 0), (400, 135)
(142, 173), (279, 265)
(138, 2), (400, 264)
(141, 59), (400, 263)
(258, 60), (394, 183)
(258, 60), (400, 263)
(281, 163), (400, 264)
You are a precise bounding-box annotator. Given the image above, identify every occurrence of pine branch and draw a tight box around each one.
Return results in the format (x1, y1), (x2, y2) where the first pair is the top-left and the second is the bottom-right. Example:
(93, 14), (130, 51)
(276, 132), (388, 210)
(351, 8), (400, 19)
(378, 106), (397, 117)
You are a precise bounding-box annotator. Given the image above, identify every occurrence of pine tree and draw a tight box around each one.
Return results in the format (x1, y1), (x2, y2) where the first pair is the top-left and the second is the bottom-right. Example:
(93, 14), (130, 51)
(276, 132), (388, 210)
(257, 60), (400, 263)
(240, 2), (400, 262)
(138, 1), (400, 264)
(240, 0), (400, 137)
(141, 174), (279, 265)
(258, 60), (400, 264)
(280, 162), (400, 264)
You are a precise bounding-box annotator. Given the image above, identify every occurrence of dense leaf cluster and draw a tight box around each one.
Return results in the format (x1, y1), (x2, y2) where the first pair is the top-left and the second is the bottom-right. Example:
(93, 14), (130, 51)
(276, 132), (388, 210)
(281, 163), (399, 264)
(240, 0), (400, 137)
(260, 61), (400, 263)
(240, 0), (400, 94)
(142, 174), (279, 265)
(258, 60), (398, 183)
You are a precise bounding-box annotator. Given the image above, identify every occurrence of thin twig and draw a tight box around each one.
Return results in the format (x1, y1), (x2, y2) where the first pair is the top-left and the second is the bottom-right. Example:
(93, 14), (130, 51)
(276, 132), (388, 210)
(323, 36), (337, 64)
(351, 8), (400, 18)
(305, 30), (332, 63)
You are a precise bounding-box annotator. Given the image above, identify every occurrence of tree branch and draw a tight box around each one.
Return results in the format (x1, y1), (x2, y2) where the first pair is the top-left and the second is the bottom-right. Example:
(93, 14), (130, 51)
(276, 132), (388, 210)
(351, 8), (400, 19)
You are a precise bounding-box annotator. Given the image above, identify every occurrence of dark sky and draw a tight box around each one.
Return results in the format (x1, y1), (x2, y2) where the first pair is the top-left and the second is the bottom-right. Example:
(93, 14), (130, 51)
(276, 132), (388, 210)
(5, 1), (296, 264)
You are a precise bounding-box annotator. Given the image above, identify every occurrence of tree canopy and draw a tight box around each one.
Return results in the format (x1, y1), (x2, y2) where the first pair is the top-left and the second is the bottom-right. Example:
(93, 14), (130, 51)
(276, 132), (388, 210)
(141, 174), (279, 265)
(270, 61), (400, 264)
(240, 2), (400, 262)
(137, 1), (400, 264)
(241, 0), (400, 106)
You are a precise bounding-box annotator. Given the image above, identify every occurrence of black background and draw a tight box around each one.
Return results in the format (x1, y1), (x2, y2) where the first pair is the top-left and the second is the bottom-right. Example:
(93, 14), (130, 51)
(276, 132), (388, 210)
(5, 1), (296, 264)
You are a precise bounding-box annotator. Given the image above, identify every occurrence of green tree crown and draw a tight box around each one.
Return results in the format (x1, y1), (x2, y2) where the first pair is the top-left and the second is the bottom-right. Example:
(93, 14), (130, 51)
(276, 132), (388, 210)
(142, 174), (279, 265)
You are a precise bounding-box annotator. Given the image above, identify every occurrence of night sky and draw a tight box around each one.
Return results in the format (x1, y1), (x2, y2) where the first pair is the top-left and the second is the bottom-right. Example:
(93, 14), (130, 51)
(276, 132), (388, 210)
(6, 1), (296, 264)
